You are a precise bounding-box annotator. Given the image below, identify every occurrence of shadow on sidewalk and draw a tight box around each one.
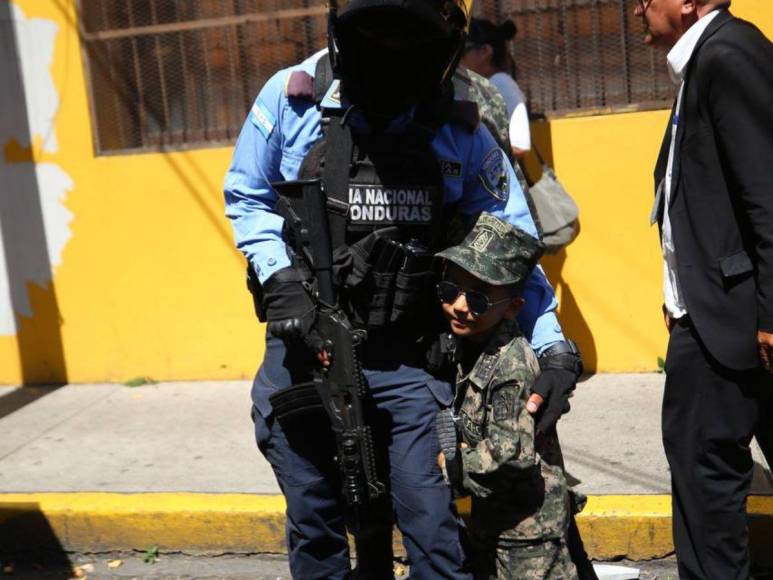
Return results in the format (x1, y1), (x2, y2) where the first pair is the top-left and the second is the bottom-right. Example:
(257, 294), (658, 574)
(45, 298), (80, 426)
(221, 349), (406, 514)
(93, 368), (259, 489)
(0, 386), (64, 422)
(0, 503), (72, 578)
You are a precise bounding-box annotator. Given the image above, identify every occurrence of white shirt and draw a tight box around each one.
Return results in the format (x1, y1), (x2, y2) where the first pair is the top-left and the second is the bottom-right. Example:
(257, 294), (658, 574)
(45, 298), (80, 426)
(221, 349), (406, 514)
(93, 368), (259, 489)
(662, 9), (721, 319)
(489, 72), (532, 152)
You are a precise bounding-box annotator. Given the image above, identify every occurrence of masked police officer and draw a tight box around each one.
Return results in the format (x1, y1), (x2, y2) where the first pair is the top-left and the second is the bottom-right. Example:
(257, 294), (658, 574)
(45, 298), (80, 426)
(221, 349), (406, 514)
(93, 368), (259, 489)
(224, 1), (582, 578)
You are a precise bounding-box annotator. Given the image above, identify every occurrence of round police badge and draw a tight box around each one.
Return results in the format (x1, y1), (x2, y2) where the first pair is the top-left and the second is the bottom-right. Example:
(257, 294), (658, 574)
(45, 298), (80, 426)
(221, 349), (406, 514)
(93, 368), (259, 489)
(478, 148), (510, 202)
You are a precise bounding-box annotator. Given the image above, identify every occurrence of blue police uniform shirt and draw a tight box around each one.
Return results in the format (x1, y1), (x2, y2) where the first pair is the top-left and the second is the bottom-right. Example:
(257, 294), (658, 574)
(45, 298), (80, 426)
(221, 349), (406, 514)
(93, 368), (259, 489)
(224, 50), (564, 353)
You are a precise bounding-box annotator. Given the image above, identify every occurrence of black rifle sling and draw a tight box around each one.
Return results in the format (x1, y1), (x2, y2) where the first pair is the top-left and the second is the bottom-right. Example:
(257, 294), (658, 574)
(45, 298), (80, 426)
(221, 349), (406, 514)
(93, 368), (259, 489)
(312, 54), (353, 251)
(321, 118), (354, 250)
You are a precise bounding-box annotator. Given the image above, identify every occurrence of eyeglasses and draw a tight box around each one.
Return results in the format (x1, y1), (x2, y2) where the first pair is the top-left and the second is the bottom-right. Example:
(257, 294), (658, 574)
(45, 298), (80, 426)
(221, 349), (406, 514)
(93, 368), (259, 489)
(635, 0), (652, 14)
(436, 280), (513, 317)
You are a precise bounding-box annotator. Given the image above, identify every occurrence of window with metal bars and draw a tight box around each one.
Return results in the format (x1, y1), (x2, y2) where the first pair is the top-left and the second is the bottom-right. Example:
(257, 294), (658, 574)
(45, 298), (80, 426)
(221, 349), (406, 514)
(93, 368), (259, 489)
(478, 0), (673, 115)
(79, 0), (327, 153)
(79, 0), (672, 154)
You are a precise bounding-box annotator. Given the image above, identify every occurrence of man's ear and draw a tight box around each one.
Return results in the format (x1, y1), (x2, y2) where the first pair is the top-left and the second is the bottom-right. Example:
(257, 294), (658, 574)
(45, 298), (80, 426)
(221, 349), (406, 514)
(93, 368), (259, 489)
(504, 296), (525, 320)
(682, 0), (698, 15)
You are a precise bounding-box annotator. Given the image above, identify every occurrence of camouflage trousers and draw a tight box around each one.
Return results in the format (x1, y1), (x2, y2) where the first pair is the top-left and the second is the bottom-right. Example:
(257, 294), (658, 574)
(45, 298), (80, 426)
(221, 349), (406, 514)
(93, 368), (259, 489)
(472, 537), (578, 580)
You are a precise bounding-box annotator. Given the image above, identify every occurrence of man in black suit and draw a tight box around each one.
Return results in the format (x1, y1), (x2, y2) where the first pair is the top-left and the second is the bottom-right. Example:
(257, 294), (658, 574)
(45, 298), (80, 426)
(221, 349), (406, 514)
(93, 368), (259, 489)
(634, 0), (773, 577)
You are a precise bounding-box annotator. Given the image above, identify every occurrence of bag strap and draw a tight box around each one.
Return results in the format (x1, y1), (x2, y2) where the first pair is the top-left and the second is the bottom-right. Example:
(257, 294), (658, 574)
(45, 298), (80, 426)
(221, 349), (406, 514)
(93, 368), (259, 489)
(530, 139), (549, 170)
(522, 137), (555, 188)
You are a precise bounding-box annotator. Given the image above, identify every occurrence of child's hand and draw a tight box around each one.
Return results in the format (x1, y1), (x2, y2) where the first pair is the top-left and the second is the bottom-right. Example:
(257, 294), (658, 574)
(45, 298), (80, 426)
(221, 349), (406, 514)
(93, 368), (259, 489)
(438, 442), (467, 470)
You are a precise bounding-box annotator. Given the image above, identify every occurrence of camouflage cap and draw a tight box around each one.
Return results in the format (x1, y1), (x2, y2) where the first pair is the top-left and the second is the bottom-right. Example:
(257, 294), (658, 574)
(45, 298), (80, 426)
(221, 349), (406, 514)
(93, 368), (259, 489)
(436, 212), (545, 286)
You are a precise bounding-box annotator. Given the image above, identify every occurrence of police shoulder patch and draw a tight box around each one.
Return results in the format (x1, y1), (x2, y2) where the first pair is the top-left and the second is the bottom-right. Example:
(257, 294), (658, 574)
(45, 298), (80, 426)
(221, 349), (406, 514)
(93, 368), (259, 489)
(249, 100), (276, 140)
(478, 148), (509, 202)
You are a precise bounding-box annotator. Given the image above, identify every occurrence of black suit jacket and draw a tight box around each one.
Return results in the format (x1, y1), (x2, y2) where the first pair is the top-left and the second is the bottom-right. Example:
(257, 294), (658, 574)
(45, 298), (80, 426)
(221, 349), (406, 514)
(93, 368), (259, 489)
(654, 9), (773, 370)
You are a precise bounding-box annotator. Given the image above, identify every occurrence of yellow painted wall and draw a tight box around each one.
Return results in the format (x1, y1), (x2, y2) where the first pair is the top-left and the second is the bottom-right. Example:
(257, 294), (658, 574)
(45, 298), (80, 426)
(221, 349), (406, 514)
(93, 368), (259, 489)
(536, 112), (672, 372)
(1, 0), (770, 383)
(2, 0), (258, 384)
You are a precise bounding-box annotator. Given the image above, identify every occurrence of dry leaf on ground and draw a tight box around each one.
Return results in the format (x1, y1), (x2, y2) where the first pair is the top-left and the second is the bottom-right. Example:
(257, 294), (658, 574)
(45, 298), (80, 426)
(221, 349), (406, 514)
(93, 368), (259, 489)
(72, 562), (95, 577)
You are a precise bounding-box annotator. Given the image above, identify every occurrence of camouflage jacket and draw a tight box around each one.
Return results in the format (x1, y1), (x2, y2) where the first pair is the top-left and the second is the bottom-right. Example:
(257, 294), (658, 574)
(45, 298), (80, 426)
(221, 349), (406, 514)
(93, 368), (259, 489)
(455, 319), (571, 541)
(453, 67), (510, 154)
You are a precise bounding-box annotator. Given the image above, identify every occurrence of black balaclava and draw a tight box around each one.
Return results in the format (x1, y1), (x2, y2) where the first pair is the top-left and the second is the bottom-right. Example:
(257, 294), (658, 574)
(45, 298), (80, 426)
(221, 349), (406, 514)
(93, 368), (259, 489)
(333, 3), (465, 127)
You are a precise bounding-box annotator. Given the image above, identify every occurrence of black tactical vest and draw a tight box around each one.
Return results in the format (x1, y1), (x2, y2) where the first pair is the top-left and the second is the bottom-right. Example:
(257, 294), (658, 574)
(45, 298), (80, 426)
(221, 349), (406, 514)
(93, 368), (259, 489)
(298, 123), (446, 247)
(287, 56), (478, 334)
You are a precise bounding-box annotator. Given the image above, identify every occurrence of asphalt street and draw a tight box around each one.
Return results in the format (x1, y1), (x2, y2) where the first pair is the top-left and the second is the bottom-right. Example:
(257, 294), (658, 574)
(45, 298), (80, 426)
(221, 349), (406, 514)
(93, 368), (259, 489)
(0, 553), (681, 580)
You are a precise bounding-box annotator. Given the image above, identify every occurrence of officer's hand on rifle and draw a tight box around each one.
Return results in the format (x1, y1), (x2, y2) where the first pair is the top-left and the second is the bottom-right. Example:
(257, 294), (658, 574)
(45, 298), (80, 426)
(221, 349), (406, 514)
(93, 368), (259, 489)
(527, 340), (583, 435)
(317, 350), (331, 368)
(263, 268), (325, 355)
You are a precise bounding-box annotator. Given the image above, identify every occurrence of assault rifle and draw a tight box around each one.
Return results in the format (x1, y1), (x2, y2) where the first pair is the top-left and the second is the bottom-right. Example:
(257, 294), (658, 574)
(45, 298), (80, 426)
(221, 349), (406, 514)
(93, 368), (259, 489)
(269, 178), (386, 526)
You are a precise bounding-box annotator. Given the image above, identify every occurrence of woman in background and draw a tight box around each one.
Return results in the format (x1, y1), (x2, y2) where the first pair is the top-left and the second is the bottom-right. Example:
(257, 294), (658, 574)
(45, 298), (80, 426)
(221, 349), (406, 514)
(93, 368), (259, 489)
(460, 18), (531, 158)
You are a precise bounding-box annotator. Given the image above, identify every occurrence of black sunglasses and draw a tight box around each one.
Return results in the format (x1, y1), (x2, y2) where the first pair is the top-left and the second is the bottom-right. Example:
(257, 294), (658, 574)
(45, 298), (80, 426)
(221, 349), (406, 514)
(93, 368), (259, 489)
(436, 280), (513, 317)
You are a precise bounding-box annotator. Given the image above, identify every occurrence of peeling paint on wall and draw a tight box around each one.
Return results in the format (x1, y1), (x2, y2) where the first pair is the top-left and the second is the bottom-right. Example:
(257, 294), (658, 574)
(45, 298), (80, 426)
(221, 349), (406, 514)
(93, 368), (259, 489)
(0, 163), (73, 332)
(2, 3), (60, 153)
(0, 2), (73, 335)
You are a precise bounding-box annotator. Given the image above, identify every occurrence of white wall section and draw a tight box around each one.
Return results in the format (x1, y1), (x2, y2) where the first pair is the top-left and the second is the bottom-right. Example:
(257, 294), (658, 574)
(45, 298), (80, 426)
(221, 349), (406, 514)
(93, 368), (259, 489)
(0, 2), (73, 335)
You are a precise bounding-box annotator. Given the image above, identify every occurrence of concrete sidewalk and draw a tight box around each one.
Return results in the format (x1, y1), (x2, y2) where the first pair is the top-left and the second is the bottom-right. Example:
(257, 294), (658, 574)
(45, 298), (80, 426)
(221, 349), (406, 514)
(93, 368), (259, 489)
(0, 375), (771, 560)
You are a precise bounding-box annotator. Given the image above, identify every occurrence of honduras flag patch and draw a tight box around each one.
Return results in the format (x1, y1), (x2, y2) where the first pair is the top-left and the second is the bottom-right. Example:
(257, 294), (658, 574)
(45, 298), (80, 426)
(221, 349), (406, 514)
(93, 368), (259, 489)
(250, 100), (276, 139)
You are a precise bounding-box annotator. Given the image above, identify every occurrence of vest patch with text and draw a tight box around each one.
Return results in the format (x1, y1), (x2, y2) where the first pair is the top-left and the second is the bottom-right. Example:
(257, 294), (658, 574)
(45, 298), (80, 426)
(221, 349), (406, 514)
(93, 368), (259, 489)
(348, 184), (436, 225)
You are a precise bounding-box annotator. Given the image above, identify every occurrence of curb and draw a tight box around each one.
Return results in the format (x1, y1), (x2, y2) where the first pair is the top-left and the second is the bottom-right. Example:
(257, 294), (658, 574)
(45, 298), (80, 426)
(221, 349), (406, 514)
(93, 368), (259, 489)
(1, 493), (772, 561)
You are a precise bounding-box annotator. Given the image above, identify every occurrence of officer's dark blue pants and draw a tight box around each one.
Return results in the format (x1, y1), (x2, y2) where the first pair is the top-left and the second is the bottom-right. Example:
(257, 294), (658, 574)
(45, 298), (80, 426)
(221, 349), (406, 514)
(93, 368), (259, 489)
(252, 337), (471, 579)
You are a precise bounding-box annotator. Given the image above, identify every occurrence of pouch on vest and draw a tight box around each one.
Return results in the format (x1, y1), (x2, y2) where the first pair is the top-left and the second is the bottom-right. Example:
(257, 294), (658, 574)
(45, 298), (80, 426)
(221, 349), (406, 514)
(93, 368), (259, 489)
(296, 122), (446, 331)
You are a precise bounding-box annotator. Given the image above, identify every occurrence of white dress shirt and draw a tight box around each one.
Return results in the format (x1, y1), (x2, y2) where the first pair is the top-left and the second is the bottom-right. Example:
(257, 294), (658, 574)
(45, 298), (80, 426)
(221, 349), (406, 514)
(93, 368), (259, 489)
(662, 10), (721, 319)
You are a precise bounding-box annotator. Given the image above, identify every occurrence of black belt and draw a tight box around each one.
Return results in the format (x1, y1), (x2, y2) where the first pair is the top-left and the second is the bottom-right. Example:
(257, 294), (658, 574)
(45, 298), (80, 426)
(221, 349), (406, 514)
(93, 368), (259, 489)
(675, 314), (692, 327)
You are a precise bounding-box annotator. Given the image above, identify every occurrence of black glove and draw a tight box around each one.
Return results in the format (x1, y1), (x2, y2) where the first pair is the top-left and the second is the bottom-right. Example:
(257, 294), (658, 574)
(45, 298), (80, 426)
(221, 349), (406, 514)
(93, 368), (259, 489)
(533, 341), (583, 434)
(262, 268), (322, 352)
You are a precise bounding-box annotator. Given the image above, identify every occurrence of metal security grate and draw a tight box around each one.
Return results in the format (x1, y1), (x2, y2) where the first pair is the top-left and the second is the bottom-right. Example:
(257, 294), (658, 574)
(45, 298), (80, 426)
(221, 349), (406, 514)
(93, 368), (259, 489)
(79, 0), (672, 154)
(476, 0), (673, 115)
(79, 0), (327, 153)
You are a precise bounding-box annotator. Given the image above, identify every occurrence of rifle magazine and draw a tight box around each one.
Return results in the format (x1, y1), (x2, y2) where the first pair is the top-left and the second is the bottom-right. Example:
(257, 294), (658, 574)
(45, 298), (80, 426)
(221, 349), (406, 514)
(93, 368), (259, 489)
(268, 382), (325, 421)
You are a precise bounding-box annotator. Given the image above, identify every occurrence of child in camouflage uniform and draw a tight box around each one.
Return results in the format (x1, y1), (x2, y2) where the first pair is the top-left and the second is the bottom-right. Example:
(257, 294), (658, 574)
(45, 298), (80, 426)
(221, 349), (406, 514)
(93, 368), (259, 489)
(435, 212), (578, 580)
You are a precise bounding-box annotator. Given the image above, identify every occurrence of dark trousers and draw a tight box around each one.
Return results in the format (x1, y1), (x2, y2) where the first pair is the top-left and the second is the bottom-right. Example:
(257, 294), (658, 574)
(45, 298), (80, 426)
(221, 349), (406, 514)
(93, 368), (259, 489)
(663, 319), (773, 580)
(253, 337), (597, 579)
(253, 337), (470, 579)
